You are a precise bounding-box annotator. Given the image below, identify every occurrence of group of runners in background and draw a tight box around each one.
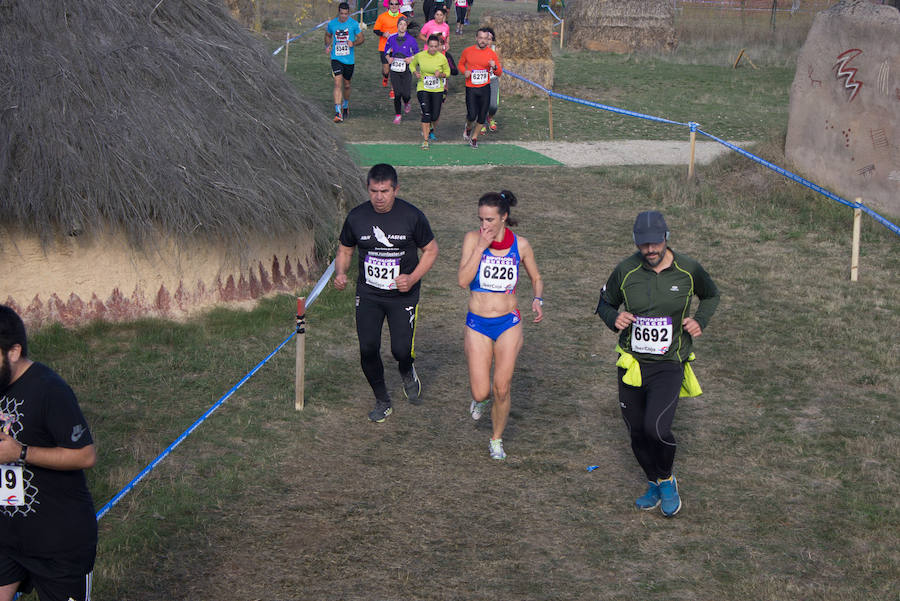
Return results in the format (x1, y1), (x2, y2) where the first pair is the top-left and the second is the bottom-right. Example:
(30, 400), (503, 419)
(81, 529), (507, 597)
(325, 1), (500, 149)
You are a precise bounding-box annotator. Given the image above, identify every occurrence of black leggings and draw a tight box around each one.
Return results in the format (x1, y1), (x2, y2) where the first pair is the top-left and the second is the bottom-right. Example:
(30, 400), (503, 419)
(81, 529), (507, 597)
(417, 89), (444, 123)
(356, 293), (419, 402)
(618, 361), (684, 482)
(390, 69), (412, 113)
(465, 85), (491, 124)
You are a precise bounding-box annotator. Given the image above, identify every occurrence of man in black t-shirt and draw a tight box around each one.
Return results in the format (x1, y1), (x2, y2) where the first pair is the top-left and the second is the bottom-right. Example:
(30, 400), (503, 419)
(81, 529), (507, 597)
(334, 163), (439, 422)
(0, 305), (97, 601)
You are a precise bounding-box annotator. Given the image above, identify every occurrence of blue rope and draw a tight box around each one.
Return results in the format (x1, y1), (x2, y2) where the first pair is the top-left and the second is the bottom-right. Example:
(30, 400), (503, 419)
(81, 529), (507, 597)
(697, 129), (900, 236)
(96, 259), (338, 520)
(504, 69), (900, 238)
(95, 331), (295, 520)
(505, 70), (689, 127)
(273, 1), (374, 55)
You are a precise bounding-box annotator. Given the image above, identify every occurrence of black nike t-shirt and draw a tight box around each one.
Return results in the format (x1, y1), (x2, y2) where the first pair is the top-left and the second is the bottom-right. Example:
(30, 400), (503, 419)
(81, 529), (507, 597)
(339, 198), (435, 297)
(0, 362), (97, 555)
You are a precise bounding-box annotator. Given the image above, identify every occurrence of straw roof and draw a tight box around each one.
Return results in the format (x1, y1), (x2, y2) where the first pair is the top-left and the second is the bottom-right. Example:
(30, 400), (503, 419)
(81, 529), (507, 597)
(0, 0), (363, 250)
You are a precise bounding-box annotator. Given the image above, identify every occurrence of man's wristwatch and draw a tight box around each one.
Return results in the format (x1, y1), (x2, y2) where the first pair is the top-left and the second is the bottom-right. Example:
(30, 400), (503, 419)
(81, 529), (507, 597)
(533, 297), (543, 306)
(19, 444), (27, 463)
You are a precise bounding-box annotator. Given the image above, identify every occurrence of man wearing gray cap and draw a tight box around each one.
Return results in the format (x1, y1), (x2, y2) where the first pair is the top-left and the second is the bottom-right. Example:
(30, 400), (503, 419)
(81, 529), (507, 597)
(595, 211), (720, 517)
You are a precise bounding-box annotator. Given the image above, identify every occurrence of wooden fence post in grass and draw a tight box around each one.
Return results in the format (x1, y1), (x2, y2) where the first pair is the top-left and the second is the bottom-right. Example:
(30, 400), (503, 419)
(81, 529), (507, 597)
(295, 297), (306, 410)
(850, 202), (862, 282)
(560, 19), (565, 49)
(687, 122), (698, 180)
(548, 95), (554, 141)
(284, 32), (290, 72)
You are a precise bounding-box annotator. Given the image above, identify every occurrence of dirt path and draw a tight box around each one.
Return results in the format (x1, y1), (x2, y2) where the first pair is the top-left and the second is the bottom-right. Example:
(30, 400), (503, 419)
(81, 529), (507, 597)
(516, 139), (749, 167)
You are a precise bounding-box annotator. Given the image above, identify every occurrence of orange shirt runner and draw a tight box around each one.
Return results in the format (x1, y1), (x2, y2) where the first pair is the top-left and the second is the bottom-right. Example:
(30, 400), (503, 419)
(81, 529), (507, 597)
(373, 11), (402, 52)
(457, 45), (502, 88)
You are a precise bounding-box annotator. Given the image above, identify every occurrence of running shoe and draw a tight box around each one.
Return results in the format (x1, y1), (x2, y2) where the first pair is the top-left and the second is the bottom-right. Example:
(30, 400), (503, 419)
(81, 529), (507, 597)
(382, 76), (389, 87)
(469, 138), (478, 149)
(368, 400), (393, 423)
(634, 481), (661, 510)
(428, 131), (437, 141)
(464, 18), (470, 25)
(463, 126), (471, 141)
(480, 125), (487, 135)
(343, 106), (349, 118)
(469, 399), (489, 421)
(489, 119), (498, 132)
(402, 366), (422, 405)
(393, 114), (402, 124)
(404, 101), (411, 114)
(333, 112), (343, 123)
(389, 89), (395, 99)
(421, 140), (429, 150)
(489, 438), (506, 460)
(657, 475), (682, 517)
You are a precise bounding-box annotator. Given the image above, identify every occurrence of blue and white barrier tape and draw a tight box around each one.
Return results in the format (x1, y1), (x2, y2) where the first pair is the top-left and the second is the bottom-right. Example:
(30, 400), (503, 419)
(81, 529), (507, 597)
(505, 69), (900, 238)
(698, 129), (900, 237)
(505, 70), (689, 128)
(96, 259), (338, 520)
(273, 0), (374, 56)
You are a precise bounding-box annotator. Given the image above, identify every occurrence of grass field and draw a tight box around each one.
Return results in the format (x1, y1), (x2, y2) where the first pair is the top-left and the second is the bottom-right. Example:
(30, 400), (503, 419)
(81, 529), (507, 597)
(18, 2), (900, 600)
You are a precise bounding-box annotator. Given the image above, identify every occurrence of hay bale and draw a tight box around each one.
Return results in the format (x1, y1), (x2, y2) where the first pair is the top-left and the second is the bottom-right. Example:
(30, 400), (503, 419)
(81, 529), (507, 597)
(566, 0), (677, 53)
(498, 59), (555, 98)
(479, 13), (554, 95)
(481, 13), (555, 60)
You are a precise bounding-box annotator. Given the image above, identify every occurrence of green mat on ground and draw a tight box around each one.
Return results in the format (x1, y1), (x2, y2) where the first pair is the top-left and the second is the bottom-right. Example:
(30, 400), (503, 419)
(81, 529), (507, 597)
(347, 143), (561, 167)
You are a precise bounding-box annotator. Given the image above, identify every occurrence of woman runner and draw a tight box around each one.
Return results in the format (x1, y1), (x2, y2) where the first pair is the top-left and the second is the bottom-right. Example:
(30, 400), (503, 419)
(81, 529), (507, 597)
(384, 16), (420, 123)
(458, 190), (543, 460)
(409, 34), (450, 149)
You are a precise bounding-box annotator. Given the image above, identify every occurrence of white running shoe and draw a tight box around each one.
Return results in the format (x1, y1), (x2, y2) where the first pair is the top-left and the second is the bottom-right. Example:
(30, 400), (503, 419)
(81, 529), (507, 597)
(469, 399), (489, 420)
(489, 438), (506, 460)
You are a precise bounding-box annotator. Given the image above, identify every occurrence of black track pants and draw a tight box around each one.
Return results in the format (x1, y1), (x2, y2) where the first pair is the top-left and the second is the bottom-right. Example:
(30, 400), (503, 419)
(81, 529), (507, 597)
(356, 293), (419, 402)
(618, 361), (684, 482)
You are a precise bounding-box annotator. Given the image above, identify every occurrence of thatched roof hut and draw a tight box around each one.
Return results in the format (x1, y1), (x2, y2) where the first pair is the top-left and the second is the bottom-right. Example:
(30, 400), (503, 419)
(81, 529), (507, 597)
(1, 0), (364, 327)
(565, 0), (677, 53)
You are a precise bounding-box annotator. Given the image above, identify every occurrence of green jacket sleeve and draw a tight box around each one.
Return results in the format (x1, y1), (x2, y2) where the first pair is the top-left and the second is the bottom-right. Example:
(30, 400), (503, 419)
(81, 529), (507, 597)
(691, 262), (720, 330)
(595, 268), (623, 332)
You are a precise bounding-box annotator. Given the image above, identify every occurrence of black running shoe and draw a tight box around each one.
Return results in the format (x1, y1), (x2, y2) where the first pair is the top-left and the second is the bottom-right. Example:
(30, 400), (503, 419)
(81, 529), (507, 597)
(402, 366), (423, 405)
(368, 400), (393, 423)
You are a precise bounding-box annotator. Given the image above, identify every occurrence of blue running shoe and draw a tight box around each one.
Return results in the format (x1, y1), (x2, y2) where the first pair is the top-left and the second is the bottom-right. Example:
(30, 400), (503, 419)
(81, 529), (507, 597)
(634, 481), (660, 510)
(429, 131), (437, 141)
(658, 475), (682, 517)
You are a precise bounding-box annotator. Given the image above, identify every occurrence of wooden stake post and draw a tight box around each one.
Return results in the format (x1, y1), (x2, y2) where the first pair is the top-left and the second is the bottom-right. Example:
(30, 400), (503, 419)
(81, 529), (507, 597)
(850, 203), (862, 282)
(295, 297), (306, 410)
(548, 95), (554, 141)
(283, 32), (290, 72)
(687, 122), (698, 180)
(559, 19), (565, 49)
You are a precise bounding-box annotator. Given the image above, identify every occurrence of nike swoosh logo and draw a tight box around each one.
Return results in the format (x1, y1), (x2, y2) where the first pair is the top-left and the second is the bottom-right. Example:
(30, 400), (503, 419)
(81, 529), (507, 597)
(71, 425), (86, 442)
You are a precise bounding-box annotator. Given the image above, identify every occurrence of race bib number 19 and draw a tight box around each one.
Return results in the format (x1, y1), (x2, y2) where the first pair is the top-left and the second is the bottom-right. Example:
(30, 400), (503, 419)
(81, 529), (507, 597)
(364, 256), (400, 290)
(631, 316), (672, 355)
(0, 464), (24, 507)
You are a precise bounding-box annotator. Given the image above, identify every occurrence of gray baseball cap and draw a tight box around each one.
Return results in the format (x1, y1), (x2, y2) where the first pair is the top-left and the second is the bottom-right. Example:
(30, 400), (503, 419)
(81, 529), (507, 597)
(633, 211), (669, 245)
